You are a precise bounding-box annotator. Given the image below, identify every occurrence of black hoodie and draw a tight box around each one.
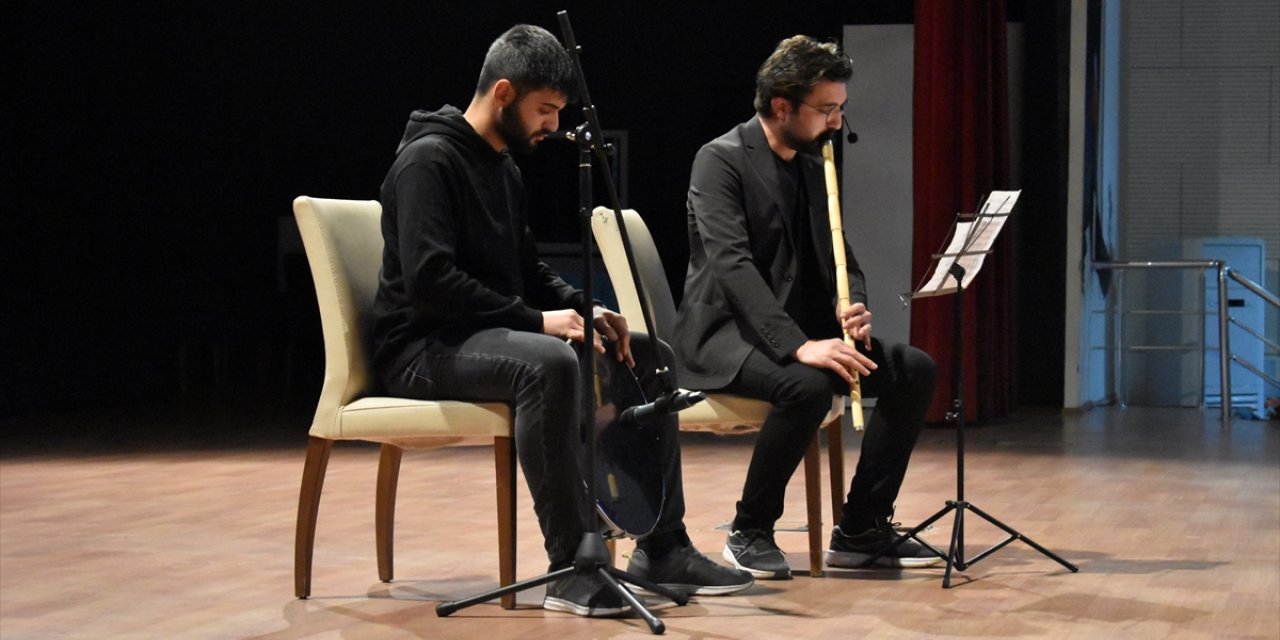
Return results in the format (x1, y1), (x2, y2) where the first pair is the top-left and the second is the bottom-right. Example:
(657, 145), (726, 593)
(371, 106), (583, 378)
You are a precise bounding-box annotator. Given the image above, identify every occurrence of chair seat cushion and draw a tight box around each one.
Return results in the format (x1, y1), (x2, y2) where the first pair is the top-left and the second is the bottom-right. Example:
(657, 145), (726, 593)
(677, 393), (844, 434)
(315, 397), (512, 448)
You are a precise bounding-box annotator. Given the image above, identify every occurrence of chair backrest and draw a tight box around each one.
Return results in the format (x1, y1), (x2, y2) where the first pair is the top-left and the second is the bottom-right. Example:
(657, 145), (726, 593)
(593, 207), (845, 436)
(293, 196), (384, 429)
(591, 207), (678, 344)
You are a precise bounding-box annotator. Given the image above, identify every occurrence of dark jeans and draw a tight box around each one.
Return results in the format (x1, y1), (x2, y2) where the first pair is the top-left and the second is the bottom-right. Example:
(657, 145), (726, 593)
(383, 328), (687, 567)
(721, 337), (937, 532)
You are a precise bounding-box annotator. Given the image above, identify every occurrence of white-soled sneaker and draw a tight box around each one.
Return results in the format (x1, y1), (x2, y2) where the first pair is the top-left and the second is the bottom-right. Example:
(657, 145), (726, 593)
(721, 529), (792, 579)
(627, 544), (754, 596)
(543, 572), (632, 617)
(825, 521), (944, 569)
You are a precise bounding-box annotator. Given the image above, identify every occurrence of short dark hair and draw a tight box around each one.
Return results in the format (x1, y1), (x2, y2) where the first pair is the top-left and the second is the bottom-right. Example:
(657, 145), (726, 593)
(754, 36), (853, 117)
(476, 24), (577, 102)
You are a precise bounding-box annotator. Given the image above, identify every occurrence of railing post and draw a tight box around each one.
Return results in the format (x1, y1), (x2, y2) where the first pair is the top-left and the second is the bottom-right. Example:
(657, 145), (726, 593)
(1115, 269), (1126, 407)
(1197, 267), (1206, 409)
(1216, 263), (1231, 429)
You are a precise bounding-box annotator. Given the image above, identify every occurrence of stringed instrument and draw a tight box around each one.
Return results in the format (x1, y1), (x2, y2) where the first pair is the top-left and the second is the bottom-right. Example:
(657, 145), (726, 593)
(591, 345), (666, 539)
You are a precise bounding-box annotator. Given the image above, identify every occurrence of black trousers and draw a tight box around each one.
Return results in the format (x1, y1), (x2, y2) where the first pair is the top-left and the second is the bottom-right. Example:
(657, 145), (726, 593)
(383, 329), (687, 567)
(721, 337), (937, 532)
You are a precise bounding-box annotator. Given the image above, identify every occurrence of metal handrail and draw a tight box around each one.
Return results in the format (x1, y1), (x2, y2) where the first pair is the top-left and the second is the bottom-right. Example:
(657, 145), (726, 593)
(1225, 267), (1280, 393)
(1094, 260), (1220, 270)
(1231, 316), (1280, 356)
(1091, 260), (1231, 428)
(1227, 268), (1280, 308)
(1090, 259), (1280, 430)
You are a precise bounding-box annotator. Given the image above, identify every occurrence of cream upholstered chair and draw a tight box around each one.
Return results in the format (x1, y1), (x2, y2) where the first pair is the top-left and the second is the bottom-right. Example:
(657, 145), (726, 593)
(292, 196), (518, 607)
(591, 207), (846, 577)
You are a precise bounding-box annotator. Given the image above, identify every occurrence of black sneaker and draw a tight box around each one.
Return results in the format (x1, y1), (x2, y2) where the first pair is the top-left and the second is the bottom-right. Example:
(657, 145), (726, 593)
(825, 520), (944, 569)
(721, 529), (791, 579)
(543, 572), (632, 617)
(627, 545), (755, 596)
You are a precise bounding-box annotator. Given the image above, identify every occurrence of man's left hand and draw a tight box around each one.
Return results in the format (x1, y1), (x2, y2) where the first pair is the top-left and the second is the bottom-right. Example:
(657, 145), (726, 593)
(592, 306), (634, 367)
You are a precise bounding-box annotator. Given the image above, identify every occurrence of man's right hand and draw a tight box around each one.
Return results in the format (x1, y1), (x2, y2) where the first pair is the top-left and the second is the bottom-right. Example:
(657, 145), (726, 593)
(794, 338), (876, 384)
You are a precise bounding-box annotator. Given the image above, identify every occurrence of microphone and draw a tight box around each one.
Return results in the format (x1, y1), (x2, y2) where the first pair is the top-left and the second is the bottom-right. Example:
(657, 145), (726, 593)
(842, 115), (859, 144)
(619, 389), (707, 427)
(543, 128), (613, 154)
(543, 130), (576, 141)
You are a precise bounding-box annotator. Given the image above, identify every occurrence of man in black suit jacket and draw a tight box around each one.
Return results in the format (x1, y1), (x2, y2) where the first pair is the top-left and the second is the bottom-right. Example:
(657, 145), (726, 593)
(675, 35), (941, 579)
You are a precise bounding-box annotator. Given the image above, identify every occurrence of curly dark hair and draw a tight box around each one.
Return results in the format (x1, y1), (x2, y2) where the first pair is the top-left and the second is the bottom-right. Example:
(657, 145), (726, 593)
(754, 35), (853, 117)
(476, 24), (577, 102)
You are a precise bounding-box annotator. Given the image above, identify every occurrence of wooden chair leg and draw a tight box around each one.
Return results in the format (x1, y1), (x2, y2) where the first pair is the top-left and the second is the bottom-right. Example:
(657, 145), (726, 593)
(376, 444), (403, 583)
(803, 433), (824, 577)
(826, 421), (846, 525)
(295, 437), (333, 599)
(495, 436), (517, 610)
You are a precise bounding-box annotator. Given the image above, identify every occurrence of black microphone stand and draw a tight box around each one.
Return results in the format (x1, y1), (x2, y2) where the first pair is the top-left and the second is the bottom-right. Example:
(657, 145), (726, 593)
(435, 11), (692, 634)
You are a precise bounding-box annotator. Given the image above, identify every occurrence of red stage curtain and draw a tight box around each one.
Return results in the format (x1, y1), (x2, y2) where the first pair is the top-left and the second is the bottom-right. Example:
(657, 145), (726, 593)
(910, 0), (1014, 422)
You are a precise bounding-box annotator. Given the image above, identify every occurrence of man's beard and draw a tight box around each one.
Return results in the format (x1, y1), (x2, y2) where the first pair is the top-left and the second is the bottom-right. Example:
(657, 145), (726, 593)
(782, 123), (835, 156)
(496, 102), (544, 155)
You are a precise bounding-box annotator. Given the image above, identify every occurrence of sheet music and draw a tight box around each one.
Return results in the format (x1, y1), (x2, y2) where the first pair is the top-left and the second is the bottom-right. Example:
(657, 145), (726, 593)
(914, 190), (1019, 297)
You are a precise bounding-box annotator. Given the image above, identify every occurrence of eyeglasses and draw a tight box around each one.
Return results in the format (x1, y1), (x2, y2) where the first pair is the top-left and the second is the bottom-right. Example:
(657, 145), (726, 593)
(799, 100), (846, 120)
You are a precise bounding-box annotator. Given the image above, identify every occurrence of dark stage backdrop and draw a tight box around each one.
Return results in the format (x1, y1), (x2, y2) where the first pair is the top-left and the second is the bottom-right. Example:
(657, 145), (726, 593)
(5, 1), (1057, 420)
(911, 0), (1014, 423)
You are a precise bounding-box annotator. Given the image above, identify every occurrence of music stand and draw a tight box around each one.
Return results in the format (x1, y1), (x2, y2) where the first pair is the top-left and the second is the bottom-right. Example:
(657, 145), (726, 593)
(435, 12), (695, 634)
(864, 190), (1078, 587)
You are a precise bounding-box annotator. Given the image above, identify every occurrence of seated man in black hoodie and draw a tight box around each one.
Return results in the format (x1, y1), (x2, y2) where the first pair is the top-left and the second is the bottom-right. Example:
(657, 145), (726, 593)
(370, 24), (752, 617)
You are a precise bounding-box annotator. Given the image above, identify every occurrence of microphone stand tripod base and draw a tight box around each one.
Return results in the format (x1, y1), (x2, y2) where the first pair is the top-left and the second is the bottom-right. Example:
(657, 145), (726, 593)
(435, 532), (689, 634)
(870, 497), (1078, 588)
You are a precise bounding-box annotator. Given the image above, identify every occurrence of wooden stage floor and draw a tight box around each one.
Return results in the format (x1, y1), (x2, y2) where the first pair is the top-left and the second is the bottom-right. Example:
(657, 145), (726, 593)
(2, 403), (1277, 639)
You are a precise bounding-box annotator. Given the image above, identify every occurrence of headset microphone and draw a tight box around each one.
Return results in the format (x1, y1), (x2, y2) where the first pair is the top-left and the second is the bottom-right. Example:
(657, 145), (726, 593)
(842, 115), (859, 144)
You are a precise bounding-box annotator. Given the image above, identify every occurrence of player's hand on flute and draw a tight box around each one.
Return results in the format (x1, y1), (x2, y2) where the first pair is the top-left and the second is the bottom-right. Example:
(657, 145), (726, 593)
(795, 338), (877, 384)
(840, 302), (873, 351)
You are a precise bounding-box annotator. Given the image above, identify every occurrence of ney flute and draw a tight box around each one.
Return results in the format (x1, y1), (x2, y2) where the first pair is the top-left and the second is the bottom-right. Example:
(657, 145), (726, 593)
(821, 139), (865, 431)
